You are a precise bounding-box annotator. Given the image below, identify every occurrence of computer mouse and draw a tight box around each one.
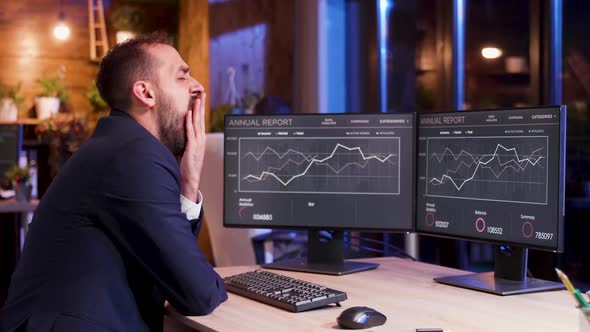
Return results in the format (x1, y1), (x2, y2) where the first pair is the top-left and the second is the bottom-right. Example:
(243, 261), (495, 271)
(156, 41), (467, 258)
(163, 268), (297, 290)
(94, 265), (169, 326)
(337, 306), (387, 329)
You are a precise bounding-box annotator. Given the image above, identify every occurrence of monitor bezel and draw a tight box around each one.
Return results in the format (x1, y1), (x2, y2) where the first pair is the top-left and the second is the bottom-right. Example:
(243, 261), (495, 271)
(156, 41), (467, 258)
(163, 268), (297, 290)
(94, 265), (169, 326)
(415, 105), (566, 253)
(222, 112), (416, 233)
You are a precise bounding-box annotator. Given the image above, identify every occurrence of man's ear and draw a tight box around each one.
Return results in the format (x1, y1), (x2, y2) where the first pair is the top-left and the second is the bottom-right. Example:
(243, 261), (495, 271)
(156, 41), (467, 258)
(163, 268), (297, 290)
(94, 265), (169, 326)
(132, 81), (156, 108)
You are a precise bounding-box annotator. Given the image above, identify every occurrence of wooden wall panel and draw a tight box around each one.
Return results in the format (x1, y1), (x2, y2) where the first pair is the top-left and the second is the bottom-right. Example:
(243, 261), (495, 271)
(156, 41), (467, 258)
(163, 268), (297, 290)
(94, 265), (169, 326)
(177, 0), (213, 263)
(0, 0), (101, 116)
(178, 0), (210, 129)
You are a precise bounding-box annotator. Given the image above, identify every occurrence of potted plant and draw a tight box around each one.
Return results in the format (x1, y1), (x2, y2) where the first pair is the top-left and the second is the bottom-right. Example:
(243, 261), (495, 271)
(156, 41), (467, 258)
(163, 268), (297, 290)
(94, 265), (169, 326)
(0, 82), (24, 121)
(86, 80), (109, 130)
(210, 104), (234, 133)
(209, 92), (263, 132)
(36, 113), (88, 176)
(111, 5), (145, 43)
(86, 80), (108, 113)
(4, 164), (31, 202)
(36, 72), (70, 120)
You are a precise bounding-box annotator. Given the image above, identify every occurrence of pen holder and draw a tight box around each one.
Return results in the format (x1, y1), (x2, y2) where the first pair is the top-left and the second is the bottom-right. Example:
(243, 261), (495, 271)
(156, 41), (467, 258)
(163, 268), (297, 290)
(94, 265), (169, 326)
(580, 308), (590, 332)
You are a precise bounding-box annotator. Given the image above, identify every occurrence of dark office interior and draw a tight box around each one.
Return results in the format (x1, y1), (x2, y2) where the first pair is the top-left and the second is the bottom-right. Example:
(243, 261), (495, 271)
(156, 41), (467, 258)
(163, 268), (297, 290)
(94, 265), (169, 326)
(0, 0), (587, 330)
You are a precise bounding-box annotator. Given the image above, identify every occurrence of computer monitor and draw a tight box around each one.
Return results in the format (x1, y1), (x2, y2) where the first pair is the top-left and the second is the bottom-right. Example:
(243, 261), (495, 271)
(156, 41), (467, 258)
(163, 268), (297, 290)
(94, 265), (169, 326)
(224, 113), (415, 275)
(0, 124), (23, 180)
(416, 106), (566, 295)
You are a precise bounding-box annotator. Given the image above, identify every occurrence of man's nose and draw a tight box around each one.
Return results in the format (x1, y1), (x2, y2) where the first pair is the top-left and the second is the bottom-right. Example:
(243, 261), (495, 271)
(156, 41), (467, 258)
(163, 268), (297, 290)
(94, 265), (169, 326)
(189, 77), (204, 96)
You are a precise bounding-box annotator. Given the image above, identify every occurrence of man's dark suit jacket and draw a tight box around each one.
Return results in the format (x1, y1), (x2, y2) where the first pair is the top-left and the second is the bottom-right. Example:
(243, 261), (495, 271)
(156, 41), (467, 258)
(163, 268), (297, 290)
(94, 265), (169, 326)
(0, 110), (227, 332)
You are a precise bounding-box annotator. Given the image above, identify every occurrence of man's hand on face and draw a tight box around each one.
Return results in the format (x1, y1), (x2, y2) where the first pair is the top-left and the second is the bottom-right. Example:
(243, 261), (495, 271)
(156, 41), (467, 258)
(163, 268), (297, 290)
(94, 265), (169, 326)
(180, 93), (206, 203)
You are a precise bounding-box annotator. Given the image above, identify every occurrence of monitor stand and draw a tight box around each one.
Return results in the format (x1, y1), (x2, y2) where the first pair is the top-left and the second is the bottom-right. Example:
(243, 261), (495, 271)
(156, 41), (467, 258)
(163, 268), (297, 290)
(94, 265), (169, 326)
(434, 246), (565, 295)
(262, 230), (379, 276)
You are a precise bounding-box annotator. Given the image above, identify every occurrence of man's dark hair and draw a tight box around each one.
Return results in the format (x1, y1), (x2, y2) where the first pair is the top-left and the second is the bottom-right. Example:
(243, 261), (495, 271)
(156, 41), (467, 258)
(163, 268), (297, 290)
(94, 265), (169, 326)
(96, 32), (173, 111)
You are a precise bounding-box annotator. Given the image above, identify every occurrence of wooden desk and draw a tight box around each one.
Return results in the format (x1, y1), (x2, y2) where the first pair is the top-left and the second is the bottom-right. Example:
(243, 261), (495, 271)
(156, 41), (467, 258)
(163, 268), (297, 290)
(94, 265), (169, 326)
(165, 257), (577, 332)
(0, 199), (39, 213)
(0, 119), (41, 126)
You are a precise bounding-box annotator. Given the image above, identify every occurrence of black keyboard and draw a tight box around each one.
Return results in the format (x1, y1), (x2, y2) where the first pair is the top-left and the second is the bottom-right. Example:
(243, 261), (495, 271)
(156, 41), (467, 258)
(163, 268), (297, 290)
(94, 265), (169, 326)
(223, 269), (347, 312)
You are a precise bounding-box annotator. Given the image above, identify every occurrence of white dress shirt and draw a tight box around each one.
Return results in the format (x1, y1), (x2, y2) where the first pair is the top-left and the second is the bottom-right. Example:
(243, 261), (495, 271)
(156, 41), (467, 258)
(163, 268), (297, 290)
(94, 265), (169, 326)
(180, 191), (203, 220)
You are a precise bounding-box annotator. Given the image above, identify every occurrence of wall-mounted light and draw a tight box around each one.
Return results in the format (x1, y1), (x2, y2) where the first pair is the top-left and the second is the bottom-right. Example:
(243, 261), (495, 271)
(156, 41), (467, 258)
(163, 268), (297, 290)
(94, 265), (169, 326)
(481, 46), (502, 59)
(53, 1), (70, 41)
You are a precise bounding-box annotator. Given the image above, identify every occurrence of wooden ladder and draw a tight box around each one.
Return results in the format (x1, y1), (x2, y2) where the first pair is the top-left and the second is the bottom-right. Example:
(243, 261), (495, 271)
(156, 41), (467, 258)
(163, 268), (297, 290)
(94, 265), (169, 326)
(88, 0), (109, 62)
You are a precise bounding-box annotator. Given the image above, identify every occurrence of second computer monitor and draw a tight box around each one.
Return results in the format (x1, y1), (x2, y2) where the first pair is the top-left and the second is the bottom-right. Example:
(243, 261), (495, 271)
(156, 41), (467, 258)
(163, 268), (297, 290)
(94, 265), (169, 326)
(416, 106), (566, 295)
(416, 107), (564, 251)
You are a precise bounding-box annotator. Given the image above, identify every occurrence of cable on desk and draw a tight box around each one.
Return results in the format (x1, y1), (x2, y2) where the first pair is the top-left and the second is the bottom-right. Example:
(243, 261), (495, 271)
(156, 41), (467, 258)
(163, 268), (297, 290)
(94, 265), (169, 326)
(349, 235), (417, 261)
(346, 242), (385, 254)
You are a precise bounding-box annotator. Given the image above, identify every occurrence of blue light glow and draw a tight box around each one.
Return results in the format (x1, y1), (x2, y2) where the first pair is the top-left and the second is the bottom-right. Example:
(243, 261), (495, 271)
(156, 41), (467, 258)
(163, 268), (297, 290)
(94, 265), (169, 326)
(377, 0), (394, 113)
(455, 0), (465, 110)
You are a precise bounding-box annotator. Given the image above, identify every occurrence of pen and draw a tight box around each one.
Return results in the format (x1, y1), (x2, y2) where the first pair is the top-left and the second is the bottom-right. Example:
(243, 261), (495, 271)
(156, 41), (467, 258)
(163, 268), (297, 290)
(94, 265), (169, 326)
(555, 268), (590, 308)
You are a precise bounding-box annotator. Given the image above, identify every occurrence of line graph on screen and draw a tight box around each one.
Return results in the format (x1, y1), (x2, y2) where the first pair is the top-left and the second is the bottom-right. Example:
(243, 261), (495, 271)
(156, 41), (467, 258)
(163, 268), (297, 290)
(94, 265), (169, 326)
(425, 136), (548, 204)
(239, 137), (400, 194)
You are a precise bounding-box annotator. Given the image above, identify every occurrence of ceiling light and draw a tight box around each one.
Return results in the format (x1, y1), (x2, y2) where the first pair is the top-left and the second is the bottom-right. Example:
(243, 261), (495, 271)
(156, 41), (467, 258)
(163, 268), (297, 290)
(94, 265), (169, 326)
(53, 21), (70, 40)
(481, 47), (502, 59)
(53, 1), (70, 41)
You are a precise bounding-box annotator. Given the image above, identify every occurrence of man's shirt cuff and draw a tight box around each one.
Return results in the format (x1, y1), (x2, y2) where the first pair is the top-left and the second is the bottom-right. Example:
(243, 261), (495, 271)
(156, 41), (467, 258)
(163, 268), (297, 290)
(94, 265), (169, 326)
(180, 191), (203, 220)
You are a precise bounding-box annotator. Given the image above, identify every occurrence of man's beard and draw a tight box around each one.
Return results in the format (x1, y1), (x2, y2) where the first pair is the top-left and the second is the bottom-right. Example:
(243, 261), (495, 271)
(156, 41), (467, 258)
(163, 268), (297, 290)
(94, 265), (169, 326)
(157, 91), (191, 157)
